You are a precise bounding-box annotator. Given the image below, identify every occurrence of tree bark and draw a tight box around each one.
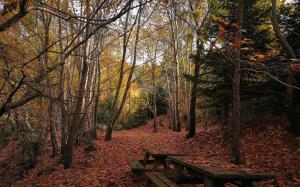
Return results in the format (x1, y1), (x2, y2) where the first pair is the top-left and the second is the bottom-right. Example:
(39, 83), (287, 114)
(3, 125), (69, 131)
(105, 10), (131, 140)
(105, 5), (142, 141)
(151, 47), (158, 133)
(187, 44), (201, 138)
(231, 0), (244, 165)
(41, 7), (59, 157)
(271, 0), (299, 134)
(63, 0), (91, 168)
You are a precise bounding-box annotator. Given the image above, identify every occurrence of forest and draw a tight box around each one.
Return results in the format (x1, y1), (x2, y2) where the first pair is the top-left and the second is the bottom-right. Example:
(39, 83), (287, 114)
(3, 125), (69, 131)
(0, 0), (299, 186)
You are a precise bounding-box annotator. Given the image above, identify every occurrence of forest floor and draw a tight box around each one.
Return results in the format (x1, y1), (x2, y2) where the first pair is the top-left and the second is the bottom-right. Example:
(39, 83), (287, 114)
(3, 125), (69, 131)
(0, 115), (300, 187)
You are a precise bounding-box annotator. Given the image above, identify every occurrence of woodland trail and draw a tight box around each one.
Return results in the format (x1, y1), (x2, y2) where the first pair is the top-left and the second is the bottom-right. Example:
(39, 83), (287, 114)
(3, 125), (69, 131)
(1, 116), (299, 187)
(12, 116), (188, 187)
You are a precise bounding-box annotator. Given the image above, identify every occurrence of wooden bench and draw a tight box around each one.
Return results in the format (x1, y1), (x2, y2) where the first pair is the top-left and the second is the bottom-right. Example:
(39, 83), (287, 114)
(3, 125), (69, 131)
(127, 159), (157, 174)
(127, 159), (144, 174)
(168, 156), (275, 187)
(145, 172), (178, 187)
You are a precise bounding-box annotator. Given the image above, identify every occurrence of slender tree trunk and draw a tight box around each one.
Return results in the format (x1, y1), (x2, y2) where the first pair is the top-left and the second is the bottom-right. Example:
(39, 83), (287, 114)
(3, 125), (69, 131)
(41, 8), (59, 157)
(271, 0), (295, 96)
(57, 0), (67, 154)
(105, 5), (142, 141)
(63, 0), (91, 168)
(271, 0), (300, 134)
(151, 51), (157, 133)
(231, 0), (244, 165)
(92, 54), (101, 139)
(167, 7), (180, 132)
(187, 39), (201, 138)
(175, 58), (180, 132)
(164, 66), (174, 130)
(105, 10), (131, 140)
(80, 55), (95, 140)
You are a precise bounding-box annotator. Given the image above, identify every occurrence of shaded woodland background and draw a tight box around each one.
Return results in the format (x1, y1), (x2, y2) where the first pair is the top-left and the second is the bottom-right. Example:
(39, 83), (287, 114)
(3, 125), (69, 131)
(0, 0), (299, 186)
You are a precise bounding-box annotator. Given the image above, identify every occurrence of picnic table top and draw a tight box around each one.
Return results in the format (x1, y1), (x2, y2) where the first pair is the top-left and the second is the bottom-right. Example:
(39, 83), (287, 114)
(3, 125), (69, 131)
(168, 156), (275, 181)
(143, 147), (189, 157)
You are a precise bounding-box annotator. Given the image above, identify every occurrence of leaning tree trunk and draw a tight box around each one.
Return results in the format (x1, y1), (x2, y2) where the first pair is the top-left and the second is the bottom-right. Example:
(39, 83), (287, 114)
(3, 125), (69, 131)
(105, 6), (142, 141)
(271, 0), (300, 134)
(105, 10), (131, 141)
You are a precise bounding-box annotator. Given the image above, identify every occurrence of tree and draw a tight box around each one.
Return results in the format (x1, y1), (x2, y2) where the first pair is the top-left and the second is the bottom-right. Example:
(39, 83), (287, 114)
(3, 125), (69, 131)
(105, 4), (143, 141)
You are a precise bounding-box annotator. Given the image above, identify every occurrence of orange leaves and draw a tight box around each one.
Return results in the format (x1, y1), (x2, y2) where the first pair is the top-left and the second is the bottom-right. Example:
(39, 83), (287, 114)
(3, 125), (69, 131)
(248, 52), (267, 65)
(228, 39), (251, 49)
(247, 49), (279, 65)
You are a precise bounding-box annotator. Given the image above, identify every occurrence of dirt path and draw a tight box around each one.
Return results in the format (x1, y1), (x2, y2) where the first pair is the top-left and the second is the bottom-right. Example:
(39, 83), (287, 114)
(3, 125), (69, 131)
(12, 120), (187, 187)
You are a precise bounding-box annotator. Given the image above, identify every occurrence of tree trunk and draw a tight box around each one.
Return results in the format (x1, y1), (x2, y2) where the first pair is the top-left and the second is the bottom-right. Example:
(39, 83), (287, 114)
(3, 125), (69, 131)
(187, 60), (200, 138)
(105, 10), (131, 140)
(63, 0), (90, 168)
(92, 54), (101, 139)
(151, 52), (157, 133)
(105, 5), (142, 141)
(271, 0), (299, 134)
(57, 0), (67, 154)
(41, 8), (59, 157)
(271, 0), (295, 96)
(231, 0), (244, 165)
(187, 37), (201, 138)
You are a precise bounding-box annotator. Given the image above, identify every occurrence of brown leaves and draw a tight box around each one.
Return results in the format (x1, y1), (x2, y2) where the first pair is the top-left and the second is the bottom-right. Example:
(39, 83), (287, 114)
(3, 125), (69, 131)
(2, 115), (299, 186)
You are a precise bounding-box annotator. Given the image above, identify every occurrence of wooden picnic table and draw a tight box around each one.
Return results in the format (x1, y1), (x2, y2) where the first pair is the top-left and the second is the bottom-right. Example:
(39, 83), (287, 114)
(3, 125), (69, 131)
(168, 155), (275, 187)
(143, 147), (189, 172)
(128, 147), (189, 174)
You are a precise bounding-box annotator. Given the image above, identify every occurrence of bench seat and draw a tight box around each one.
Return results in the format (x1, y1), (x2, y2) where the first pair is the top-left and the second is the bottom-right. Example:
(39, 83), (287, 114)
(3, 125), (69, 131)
(145, 172), (177, 187)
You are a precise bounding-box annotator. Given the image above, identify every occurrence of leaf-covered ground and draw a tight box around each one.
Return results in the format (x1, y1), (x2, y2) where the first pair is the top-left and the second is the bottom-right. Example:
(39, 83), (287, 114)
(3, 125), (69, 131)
(1, 115), (299, 187)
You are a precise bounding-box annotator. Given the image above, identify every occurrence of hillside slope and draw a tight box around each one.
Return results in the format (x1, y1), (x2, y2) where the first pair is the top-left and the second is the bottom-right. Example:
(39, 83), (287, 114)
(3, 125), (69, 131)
(0, 115), (299, 186)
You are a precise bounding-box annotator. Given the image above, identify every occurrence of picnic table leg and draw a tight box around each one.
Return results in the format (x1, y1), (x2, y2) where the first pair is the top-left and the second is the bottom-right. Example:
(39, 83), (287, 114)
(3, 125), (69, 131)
(203, 176), (224, 187)
(162, 158), (170, 174)
(172, 163), (184, 183)
(143, 152), (150, 166)
(152, 158), (162, 170)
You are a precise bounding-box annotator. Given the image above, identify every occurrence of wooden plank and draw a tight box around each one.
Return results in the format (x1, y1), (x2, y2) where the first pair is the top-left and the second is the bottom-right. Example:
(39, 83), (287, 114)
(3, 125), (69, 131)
(143, 148), (189, 157)
(168, 156), (275, 181)
(157, 173), (178, 187)
(145, 172), (177, 187)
